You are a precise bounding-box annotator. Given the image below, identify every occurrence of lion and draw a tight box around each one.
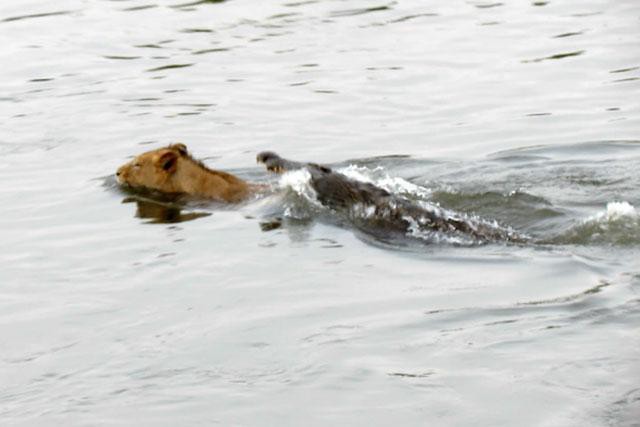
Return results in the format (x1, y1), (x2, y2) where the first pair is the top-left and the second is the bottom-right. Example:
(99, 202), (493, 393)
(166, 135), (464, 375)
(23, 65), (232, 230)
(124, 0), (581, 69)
(116, 143), (260, 202)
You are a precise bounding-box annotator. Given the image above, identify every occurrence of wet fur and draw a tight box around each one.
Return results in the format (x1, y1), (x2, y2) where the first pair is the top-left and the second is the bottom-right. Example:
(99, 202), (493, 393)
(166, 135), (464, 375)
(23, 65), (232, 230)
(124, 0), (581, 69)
(116, 144), (256, 203)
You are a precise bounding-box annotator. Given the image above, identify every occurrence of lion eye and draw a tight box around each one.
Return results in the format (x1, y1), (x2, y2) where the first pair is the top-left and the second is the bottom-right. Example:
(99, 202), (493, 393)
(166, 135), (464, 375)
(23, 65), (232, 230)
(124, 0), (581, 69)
(133, 163), (141, 168)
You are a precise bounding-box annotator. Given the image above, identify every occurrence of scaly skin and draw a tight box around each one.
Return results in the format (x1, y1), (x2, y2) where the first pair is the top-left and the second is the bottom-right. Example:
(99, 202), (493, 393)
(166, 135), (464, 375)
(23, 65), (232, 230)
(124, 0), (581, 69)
(257, 151), (526, 244)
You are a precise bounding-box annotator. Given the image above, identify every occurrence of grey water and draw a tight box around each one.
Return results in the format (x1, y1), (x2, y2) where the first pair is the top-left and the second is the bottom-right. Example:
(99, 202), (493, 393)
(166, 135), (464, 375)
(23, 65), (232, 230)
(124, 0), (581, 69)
(1, 0), (639, 426)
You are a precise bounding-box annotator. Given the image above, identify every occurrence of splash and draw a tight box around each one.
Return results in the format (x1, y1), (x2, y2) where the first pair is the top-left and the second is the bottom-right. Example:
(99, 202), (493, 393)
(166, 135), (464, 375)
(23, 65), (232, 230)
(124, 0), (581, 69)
(278, 168), (321, 207)
(596, 201), (637, 220)
(557, 201), (640, 245)
(275, 165), (522, 245)
(338, 165), (433, 199)
(403, 214), (481, 246)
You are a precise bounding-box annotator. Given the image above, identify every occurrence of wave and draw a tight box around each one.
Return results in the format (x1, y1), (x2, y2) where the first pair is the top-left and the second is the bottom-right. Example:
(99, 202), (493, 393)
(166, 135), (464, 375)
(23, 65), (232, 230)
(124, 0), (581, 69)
(554, 201), (640, 245)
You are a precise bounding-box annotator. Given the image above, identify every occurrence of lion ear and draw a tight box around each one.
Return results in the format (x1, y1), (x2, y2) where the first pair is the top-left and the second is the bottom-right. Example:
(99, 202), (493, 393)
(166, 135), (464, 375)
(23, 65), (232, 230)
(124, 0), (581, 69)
(170, 143), (188, 156)
(156, 150), (178, 173)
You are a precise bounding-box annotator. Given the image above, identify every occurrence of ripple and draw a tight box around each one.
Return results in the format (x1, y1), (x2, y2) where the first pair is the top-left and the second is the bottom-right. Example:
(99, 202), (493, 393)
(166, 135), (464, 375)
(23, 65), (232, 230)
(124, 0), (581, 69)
(170, 0), (226, 9)
(388, 13), (438, 24)
(192, 47), (230, 55)
(330, 5), (392, 18)
(519, 281), (611, 306)
(612, 77), (639, 84)
(388, 371), (435, 378)
(121, 5), (158, 12)
(571, 11), (603, 18)
(123, 97), (161, 102)
(284, 0), (319, 7)
(607, 388), (640, 427)
(103, 55), (141, 60)
(268, 12), (301, 20)
(552, 31), (584, 38)
(289, 81), (311, 87)
(366, 66), (403, 71)
(491, 140), (640, 160)
(134, 43), (163, 49)
(431, 189), (562, 232)
(610, 66), (639, 74)
(1, 11), (72, 23)
(522, 50), (585, 63)
(146, 63), (193, 72)
(180, 28), (214, 33)
(473, 2), (504, 9)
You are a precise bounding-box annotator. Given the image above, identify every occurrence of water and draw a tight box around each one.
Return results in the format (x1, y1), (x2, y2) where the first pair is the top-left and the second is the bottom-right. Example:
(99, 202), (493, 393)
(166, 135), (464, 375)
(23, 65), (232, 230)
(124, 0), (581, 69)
(1, 0), (639, 425)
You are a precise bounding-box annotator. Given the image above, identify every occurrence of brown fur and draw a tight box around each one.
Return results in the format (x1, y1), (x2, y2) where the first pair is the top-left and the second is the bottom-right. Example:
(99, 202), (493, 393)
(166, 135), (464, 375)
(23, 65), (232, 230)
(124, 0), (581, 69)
(116, 144), (258, 202)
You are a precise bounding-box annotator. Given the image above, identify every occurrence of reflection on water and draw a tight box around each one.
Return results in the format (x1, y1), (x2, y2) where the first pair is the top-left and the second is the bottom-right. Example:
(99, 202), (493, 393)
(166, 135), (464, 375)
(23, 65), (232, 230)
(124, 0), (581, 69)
(123, 197), (211, 224)
(1, 0), (639, 425)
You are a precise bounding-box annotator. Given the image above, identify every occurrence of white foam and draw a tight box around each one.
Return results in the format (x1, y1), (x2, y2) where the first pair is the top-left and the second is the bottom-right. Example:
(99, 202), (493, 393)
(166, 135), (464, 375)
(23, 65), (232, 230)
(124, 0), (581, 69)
(562, 201), (640, 245)
(338, 165), (432, 198)
(604, 201), (636, 219)
(402, 215), (478, 246)
(592, 201), (637, 222)
(277, 169), (321, 205)
(348, 203), (378, 219)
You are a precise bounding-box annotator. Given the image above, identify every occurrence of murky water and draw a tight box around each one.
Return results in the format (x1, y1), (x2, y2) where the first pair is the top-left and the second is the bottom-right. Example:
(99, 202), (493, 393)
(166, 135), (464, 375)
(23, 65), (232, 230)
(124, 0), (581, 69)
(1, 0), (639, 425)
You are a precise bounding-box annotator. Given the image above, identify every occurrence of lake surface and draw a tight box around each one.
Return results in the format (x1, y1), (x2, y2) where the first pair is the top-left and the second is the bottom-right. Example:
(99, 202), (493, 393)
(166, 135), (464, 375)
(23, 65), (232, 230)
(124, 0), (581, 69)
(1, 0), (639, 425)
